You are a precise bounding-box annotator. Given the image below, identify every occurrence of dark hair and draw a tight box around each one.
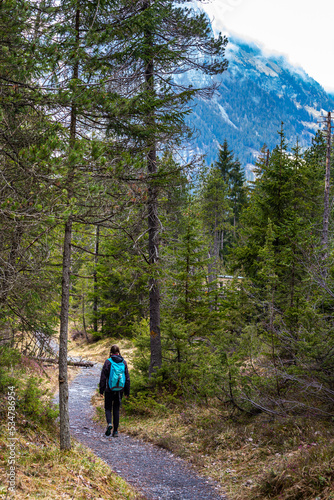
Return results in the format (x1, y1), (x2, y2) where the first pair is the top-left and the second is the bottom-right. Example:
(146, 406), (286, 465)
(110, 344), (120, 356)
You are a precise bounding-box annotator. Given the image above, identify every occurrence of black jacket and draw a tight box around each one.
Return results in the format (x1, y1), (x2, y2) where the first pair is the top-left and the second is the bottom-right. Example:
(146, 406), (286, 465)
(99, 354), (130, 397)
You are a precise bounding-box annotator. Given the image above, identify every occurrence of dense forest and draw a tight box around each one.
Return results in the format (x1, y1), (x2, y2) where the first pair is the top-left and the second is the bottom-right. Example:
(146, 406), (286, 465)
(1, 0), (334, 498)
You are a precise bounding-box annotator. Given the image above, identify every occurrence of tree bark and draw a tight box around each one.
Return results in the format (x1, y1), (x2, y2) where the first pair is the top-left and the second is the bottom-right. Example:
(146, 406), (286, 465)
(58, 5), (80, 451)
(59, 216), (72, 450)
(148, 144), (162, 376)
(93, 224), (99, 333)
(322, 111), (332, 257)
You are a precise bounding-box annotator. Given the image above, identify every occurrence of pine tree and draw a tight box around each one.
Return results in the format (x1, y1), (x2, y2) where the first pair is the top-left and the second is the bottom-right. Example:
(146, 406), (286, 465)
(214, 140), (247, 258)
(0, 0), (61, 340)
(229, 128), (334, 413)
(40, 0), (135, 450)
(94, 0), (228, 375)
(200, 165), (230, 283)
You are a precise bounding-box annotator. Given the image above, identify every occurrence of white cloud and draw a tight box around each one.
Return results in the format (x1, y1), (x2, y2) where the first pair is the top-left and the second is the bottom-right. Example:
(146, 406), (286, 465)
(200, 0), (334, 92)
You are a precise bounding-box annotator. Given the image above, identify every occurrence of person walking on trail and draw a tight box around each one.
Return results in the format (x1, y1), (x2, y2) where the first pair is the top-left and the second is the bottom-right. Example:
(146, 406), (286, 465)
(99, 344), (130, 437)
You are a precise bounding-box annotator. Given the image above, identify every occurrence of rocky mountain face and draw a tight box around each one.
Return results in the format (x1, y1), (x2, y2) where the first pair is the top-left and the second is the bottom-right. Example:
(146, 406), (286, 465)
(181, 36), (334, 178)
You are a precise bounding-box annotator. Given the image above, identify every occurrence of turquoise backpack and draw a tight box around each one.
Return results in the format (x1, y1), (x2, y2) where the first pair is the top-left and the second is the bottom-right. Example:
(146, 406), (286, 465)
(108, 358), (126, 391)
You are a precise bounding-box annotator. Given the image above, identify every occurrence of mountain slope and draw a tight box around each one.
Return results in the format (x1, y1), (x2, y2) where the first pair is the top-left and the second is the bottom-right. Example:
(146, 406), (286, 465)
(182, 35), (334, 178)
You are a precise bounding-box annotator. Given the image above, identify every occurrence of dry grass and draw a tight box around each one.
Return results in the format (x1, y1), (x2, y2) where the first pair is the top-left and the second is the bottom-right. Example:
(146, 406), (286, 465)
(67, 335), (136, 370)
(18, 355), (82, 406)
(0, 421), (143, 499)
(117, 405), (334, 499)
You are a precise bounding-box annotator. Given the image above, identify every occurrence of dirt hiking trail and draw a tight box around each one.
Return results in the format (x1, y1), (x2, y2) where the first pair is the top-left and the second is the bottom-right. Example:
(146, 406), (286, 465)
(68, 363), (228, 500)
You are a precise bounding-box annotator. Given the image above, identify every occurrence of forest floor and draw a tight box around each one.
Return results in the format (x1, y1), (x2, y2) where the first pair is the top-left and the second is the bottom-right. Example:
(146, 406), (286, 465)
(70, 337), (334, 500)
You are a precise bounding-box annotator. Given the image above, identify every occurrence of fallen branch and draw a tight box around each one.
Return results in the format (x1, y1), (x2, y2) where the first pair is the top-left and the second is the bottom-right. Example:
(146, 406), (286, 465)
(30, 356), (94, 368)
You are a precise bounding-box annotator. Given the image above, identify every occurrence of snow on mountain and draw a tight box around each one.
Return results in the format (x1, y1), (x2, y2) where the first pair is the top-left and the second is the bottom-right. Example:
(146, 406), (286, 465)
(181, 23), (334, 177)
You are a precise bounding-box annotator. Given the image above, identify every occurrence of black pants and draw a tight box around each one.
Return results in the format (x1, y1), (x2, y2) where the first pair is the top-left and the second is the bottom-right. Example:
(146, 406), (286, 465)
(104, 391), (122, 431)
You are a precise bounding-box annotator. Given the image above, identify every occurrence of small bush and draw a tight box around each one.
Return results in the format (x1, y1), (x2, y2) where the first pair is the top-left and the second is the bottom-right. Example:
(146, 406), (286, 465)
(18, 376), (58, 426)
(123, 393), (167, 416)
(0, 345), (21, 392)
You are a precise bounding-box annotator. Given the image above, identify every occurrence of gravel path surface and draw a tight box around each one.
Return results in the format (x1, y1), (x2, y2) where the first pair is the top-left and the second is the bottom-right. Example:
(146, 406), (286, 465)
(68, 363), (228, 500)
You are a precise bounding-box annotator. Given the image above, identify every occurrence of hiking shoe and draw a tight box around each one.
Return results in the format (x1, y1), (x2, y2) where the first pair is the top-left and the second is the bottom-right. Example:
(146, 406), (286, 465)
(112, 430), (118, 437)
(105, 424), (112, 436)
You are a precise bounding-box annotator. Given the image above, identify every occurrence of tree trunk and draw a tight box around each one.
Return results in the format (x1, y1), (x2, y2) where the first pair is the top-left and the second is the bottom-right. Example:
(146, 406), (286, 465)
(208, 210), (219, 295)
(185, 222), (190, 321)
(148, 145), (162, 375)
(220, 229), (224, 261)
(93, 224), (99, 333)
(82, 291), (89, 342)
(59, 216), (72, 450)
(142, 5), (162, 376)
(32, 356), (94, 368)
(322, 111), (332, 258)
(58, 5), (80, 451)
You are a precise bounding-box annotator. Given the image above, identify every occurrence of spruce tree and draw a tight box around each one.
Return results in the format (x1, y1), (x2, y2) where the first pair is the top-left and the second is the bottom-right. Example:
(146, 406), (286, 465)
(229, 129), (333, 413)
(200, 165), (230, 283)
(0, 0), (61, 340)
(214, 140), (247, 258)
(215, 140), (236, 183)
(161, 192), (221, 396)
(95, 0), (228, 374)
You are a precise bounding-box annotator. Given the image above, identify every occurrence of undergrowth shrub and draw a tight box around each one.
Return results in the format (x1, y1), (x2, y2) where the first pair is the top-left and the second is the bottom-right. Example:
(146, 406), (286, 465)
(18, 376), (58, 426)
(0, 345), (58, 428)
(0, 345), (21, 392)
(123, 393), (167, 417)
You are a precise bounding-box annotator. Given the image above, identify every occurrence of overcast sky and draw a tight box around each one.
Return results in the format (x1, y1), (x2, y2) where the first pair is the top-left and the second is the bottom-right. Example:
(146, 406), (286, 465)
(201, 0), (334, 92)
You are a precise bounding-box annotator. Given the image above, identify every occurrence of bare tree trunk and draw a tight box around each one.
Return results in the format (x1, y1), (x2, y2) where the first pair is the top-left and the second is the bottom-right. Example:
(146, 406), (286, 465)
(207, 225), (219, 311)
(322, 111), (332, 258)
(208, 211), (220, 290)
(185, 222), (190, 321)
(82, 290), (89, 342)
(58, 6), (80, 451)
(32, 356), (94, 368)
(59, 216), (72, 450)
(143, 14), (162, 376)
(220, 229), (224, 260)
(148, 144), (162, 376)
(93, 224), (99, 333)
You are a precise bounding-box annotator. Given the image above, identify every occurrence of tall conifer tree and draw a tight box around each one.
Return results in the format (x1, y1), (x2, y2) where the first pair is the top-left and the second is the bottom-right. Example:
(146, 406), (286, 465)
(215, 140), (246, 252)
(96, 0), (228, 374)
